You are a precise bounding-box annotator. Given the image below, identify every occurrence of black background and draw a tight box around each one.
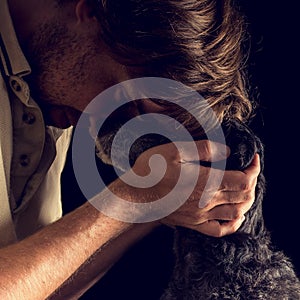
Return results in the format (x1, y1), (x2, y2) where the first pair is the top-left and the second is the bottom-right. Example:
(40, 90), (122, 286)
(61, 1), (300, 299)
(242, 0), (300, 276)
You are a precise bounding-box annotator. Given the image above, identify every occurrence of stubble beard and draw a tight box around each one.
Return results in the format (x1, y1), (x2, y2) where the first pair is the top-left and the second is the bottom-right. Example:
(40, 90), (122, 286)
(21, 19), (98, 110)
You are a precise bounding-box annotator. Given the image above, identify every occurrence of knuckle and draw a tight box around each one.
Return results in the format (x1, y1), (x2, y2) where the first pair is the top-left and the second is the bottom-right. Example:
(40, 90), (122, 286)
(188, 217), (198, 226)
(244, 189), (256, 203)
(226, 204), (242, 220)
(209, 222), (224, 238)
(219, 220), (239, 236)
(232, 223), (241, 233)
(243, 192), (251, 202)
(240, 182), (250, 191)
(200, 140), (211, 160)
(232, 216), (245, 231)
(232, 207), (243, 219)
(249, 174), (258, 188)
(227, 193), (236, 203)
(210, 230), (221, 238)
(204, 140), (212, 153)
(215, 227), (224, 238)
(191, 212), (205, 224)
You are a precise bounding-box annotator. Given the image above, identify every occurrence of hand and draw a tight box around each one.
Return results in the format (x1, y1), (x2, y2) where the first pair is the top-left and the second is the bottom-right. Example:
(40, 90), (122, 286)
(162, 153), (260, 237)
(109, 140), (260, 237)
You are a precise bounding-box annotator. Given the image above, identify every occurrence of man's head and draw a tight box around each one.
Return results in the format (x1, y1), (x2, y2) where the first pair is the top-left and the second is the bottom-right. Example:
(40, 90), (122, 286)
(8, 0), (252, 128)
(8, 0), (130, 127)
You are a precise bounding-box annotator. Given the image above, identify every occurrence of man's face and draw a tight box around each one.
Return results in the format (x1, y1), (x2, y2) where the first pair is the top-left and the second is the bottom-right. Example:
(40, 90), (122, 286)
(9, 0), (132, 128)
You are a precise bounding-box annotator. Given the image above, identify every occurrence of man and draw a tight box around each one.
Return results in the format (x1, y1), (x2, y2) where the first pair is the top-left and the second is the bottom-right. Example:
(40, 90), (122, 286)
(0, 0), (260, 298)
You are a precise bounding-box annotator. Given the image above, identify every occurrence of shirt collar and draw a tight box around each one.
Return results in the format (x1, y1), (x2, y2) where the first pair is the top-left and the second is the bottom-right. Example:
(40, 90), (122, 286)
(0, 0), (31, 77)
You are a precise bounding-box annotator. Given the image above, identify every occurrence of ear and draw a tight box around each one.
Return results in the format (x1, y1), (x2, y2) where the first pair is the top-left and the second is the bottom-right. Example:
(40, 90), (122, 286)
(75, 0), (95, 23)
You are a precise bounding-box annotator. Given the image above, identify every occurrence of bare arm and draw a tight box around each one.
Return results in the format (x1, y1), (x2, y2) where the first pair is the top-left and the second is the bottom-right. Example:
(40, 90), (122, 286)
(48, 221), (159, 300)
(0, 200), (156, 300)
(50, 143), (260, 299)
(0, 141), (259, 299)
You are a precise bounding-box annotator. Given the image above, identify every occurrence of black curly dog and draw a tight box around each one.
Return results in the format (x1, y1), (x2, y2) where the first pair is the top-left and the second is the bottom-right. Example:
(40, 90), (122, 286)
(96, 116), (300, 299)
(160, 119), (300, 300)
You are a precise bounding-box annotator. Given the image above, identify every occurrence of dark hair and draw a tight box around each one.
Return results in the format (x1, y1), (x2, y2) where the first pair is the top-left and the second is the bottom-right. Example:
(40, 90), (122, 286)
(59, 0), (252, 130)
(94, 0), (252, 127)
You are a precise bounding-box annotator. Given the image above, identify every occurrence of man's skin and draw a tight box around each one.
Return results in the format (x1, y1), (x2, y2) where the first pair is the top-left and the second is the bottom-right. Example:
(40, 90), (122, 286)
(0, 0), (260, 299)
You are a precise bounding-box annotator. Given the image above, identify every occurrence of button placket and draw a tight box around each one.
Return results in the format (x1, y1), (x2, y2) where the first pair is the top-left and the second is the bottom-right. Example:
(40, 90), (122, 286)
(9, 89), (46, 205)
(9, 75), (30, 105)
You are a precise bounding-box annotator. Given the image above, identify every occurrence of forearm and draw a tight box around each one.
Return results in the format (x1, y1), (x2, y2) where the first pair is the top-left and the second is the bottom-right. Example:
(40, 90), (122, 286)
(48, 222), (159, 300)
(0, 200), (155, 300)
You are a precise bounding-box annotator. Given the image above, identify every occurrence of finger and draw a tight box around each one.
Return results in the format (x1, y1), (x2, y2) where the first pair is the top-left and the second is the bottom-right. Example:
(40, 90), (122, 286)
(177, 140), (230, 163)
(244, 153), (261, 176)
(162, 211), (206, 227)
(220, 156), (260, 192)
(163, 198), (252, 227)
(207, 201), (253, 221)
(188, 216), (245, 237)
(211, 186), (256, 206)
(217, 216), (246, 237)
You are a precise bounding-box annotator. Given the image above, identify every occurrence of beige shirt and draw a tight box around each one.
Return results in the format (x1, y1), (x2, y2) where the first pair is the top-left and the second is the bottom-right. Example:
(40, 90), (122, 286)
(0, 0), (73, 247)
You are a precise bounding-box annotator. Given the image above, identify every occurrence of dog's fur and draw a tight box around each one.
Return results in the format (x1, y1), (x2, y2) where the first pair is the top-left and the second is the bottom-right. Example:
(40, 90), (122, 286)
(160, 119), (300, 299)
(96, 115), (300, 299)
